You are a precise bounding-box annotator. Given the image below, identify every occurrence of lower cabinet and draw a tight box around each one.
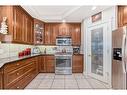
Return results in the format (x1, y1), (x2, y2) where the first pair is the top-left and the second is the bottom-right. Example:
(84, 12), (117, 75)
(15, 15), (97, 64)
(38, 56), (46, 73)
(45, 55), (55, 73)
(38, 55), (55, 73)
(0, 68), (3, 89)
(2, 54), (83, 89)
(3, 57), (38, 89)
(72, 54), (83, 73)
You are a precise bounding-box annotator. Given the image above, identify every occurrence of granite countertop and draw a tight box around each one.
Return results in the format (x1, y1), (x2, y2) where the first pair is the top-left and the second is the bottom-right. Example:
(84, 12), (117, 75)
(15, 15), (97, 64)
(0, 53), (54, 68)
(0, 53), (84, 69)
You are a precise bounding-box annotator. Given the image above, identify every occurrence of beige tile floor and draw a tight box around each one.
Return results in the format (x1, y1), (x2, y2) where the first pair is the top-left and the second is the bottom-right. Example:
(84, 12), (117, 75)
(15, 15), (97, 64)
(25, 73), (110, 89)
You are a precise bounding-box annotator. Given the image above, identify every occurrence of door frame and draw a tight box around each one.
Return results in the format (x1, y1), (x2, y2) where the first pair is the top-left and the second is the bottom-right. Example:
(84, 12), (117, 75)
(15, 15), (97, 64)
(84, 21), (112, 87)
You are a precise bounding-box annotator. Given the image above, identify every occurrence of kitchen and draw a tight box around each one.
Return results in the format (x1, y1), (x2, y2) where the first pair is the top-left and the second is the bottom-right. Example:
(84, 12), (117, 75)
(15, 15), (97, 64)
(0, 5), (126, 89)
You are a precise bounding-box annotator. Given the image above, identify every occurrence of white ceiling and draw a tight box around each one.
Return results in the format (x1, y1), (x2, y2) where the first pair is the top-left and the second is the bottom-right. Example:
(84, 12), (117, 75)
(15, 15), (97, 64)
(22, 6), (112, 22)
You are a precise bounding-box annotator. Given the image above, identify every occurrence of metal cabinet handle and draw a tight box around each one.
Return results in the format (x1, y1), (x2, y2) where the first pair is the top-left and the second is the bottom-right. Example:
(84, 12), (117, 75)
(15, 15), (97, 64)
(16, 86), (20, 89)
(16, 73), (19, 75)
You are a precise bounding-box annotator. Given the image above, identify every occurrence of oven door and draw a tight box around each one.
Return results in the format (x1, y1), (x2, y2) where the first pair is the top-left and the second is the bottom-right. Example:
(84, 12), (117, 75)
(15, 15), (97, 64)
(55, 56), (72, 69)
(55, 56), (72, 74)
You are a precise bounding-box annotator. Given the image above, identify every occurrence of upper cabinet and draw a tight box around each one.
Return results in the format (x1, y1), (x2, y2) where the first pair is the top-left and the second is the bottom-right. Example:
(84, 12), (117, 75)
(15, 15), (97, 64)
(0, 6), (34, 44)
(71, 24), (81, 46)
(118, 6), (127, 27)
(34, 19), (44, 45)
(44, 23), (53, 45)
(44, 23), (81, 45)
(44, 23), (59, 45)
(58, 24), (71, 36)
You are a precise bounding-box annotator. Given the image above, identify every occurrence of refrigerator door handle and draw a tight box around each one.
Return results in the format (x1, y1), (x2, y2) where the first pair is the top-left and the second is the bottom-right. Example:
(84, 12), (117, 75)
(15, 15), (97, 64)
(122, 32), (127, 73)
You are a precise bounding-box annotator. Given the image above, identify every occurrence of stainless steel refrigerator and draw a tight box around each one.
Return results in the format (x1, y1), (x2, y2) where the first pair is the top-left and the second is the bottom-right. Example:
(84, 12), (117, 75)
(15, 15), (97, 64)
(112, 26), (127, 89)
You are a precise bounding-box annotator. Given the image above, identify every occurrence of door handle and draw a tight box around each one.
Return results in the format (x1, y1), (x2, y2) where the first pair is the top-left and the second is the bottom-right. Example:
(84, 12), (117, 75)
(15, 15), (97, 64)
(88, 54), (91, 56)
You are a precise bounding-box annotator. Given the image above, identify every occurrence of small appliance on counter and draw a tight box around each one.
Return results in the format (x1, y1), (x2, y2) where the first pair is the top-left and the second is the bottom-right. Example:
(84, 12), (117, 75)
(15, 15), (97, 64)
(73, 46), (80, 54)
(18, 48), (31, 58)
(32, 47), (41, 54)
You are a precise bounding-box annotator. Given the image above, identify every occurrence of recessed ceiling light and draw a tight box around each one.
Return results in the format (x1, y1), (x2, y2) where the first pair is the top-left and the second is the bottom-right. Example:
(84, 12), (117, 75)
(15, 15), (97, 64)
(62, 19), (66, 23)
(92, 6), (97, 10)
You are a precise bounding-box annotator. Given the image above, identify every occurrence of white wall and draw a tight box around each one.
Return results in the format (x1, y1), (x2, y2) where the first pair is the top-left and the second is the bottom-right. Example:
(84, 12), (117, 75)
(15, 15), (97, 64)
(81, 6), (117, 87)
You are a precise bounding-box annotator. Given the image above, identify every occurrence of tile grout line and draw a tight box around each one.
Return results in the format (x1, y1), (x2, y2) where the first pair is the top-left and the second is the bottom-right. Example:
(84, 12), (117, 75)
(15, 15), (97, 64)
(64, 75), (65, 89)
(74, 75), (80, 89)
(36, 74), (47, 89)
(85, 78), (95, 89)
(50, 75), (55, 89)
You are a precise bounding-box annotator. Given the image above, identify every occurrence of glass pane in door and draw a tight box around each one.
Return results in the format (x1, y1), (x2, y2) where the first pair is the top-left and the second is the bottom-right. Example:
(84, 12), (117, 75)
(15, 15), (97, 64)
(91, 27), (103, 76)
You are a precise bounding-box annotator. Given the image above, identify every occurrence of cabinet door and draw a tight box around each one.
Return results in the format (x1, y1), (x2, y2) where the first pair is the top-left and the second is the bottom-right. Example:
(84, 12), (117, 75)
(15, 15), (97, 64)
(38, 56), (46, 72)
(71, 24), (81, 46)
(72, 55), (83, 73)
(123, 7), (127, 25)
(34, 19), (44, 45)
(118, 6), (127, 27)
(0, 68), (3, 89)
(45, 56), (55, 73)
(52, 24), (59, 44)
(13, 7), (24, 43)
(44, 24), (52, 45)
(26, 16), (34, 44)
(58, 24), (70, 36)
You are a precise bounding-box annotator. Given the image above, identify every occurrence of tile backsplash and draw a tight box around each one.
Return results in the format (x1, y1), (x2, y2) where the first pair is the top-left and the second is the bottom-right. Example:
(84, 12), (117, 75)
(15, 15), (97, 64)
(0, 43), (82, 59)
(0, 43), (56, 59)
(0, 43), (34, 59)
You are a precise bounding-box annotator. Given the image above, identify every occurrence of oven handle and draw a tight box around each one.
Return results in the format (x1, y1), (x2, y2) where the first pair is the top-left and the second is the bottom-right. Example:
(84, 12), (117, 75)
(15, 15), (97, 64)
(55, 57), (72, 59)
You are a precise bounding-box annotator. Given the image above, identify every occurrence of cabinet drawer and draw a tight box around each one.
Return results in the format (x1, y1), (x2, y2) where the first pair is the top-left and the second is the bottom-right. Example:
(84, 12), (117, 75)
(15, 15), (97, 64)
(8, 68), (37, 89)
(4, 61), (36, 88)
(4, 58), (36, 73)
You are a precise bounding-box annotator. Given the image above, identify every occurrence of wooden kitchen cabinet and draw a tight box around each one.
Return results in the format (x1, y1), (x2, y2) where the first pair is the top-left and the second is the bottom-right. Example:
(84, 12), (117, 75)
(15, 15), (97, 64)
(118, 6), (127, 27)
(72, 54), (83, 73)
(44, 24), (53, 45)
(52, 24), (59, 44)
(71, 24), (81, 46)
(0, 6), (34, 44)
(13, 6), (24, 43)
(58, 23), (71, 36)
(0, 68), (3, 89)
(44, 23), (81, 45)
(34, 19), (44, 45)
(44, 24), (59, 45)
(38, 55), (55, 73)
(3, 57), (38, 89)
(38, 56), (46, 73)
(45, 55), (55, 73)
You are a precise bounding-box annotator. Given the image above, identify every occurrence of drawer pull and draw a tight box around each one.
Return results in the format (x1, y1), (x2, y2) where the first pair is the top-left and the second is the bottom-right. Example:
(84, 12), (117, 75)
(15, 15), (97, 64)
(16, 73), (19, 75)
(16, 86), (20, 89)
(16, 63), (19, 66)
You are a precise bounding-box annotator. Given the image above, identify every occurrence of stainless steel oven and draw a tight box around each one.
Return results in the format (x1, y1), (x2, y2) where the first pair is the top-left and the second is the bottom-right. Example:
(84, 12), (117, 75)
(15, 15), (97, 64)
(55, 55), (72, 74)
(56, 37), (72, 46)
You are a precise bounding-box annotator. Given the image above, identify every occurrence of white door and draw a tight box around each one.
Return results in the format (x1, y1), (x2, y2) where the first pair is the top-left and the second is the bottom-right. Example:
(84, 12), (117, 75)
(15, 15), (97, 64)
(87, 23), (111, 83)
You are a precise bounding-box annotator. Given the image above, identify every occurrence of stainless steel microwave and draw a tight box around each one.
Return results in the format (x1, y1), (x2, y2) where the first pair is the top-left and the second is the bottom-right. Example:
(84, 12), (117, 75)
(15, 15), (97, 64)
(56, 37), (72, 46)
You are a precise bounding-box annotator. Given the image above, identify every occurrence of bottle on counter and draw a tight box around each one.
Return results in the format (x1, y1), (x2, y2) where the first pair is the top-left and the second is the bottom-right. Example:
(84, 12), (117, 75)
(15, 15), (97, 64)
(44, 48), (46, 54)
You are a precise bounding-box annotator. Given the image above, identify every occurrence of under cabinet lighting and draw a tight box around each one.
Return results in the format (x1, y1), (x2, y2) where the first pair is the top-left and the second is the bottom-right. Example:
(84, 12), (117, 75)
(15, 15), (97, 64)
(62, 19), (66, 23)
(92, 6), (97, 10)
